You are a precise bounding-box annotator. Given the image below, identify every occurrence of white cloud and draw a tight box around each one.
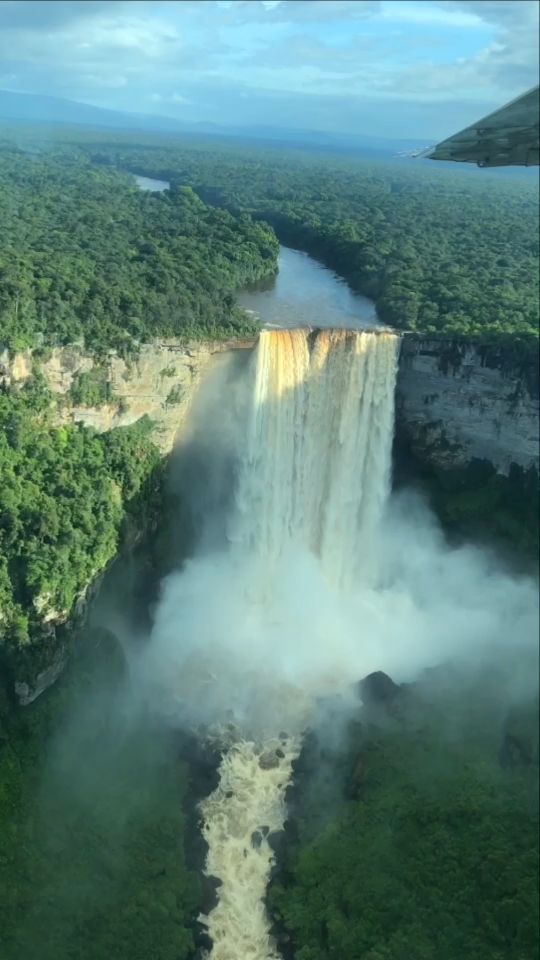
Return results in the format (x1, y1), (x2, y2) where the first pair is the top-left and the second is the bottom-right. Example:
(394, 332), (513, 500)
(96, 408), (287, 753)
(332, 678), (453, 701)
(0, 0), (537, 137)
(80, 72), (128, 87)
(380, 1), (482, 27)
(150, 91), (190, 103)
(266, 0), (381, 20)
(210, 0), (381, 22)
(389, 0), (540, 99)
(0, 1), (126, 29)
(436, 0), (538, 29)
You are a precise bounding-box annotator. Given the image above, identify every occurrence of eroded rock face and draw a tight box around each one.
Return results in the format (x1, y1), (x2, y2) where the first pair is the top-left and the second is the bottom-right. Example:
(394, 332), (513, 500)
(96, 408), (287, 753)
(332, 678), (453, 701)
(1, 338), (256, 454)
(1, 337), (257, 705)
(14, 644), (67, 706)
(396, 337), (539, 476)
(11, 570), (107, 705)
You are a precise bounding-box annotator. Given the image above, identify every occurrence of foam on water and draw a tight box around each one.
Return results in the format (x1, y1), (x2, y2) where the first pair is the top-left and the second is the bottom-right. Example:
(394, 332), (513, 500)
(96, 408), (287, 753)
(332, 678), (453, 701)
(199, 736), (301, 960)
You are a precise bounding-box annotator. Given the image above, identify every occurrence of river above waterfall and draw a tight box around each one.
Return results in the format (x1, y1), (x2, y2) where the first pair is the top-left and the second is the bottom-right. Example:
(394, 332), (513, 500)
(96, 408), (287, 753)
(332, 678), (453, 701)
(133, 174), (378, 330)
(133, 174), (171, 192)
(239, 246), (378, 330)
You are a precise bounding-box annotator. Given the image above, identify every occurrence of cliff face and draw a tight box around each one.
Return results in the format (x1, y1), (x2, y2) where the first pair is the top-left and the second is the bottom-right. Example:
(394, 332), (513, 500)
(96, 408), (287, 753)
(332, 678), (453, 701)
(3, 332), (538, 704)
(0, 337), (256, 704)
(395, 337), (539, 476)
(1, 338), (256, 453)
(7, 333), (536, 475)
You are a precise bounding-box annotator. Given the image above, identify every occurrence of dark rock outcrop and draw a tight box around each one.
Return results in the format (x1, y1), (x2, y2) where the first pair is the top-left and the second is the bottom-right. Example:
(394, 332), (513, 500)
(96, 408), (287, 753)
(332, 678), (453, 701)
(191, 923), (213, 957)
(357, 670), (401, 708)
(174, 729), (223, 959)
(199, 874), (222, 915)
(267, 829), (286, 858)
(251, 830), (263, 849)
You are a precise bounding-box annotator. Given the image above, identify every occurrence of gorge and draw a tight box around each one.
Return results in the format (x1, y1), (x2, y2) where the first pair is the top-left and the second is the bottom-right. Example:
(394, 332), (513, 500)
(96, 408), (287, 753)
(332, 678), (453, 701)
(1, 319), (538, 960)
(135, 327), (536, 959)
(1, 245), (538, 704)
(140, 329), (399, 957)
(1, 143), (538, 960)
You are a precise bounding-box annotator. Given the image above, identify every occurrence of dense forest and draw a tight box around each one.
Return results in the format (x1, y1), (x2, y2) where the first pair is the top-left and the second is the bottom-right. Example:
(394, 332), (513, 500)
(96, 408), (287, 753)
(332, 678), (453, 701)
(69, 130), (540, 346)
(0, 617), (202, 960)
(269, 670), (539, 960)
(0, 132), (279, 668)
(0, 145), (278, 353)
(0, 375), (162, 679)
(0, 124), (538, 960)
(2, 127), (538, 351)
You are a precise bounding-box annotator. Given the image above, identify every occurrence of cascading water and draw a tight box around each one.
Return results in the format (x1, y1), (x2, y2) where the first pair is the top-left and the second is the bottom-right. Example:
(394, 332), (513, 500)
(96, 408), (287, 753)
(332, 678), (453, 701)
(231, 329), (398, 587)
(196, 328), (400, 959)
(140, 325), (538, 958)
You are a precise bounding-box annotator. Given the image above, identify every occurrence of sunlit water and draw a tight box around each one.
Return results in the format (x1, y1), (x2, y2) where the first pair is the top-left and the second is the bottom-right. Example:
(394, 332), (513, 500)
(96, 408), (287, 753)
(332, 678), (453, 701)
(239, 246), (378, 330)
(133, 175), (377, 331)
(133, 174), (170, 192)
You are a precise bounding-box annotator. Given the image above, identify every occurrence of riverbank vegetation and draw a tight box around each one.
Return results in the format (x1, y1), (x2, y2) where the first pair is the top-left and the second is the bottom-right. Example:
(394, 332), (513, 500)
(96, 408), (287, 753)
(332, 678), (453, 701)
(0, 623), (201, 960)
(0, 376), (162, 683)
(0, 146), (278, 353)
(270, 671), (539, 960)
(57, 128), (539, 346)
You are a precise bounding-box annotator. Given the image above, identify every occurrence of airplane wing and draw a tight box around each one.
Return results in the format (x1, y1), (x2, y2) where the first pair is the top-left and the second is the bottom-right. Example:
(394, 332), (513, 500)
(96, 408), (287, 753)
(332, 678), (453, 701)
(415, 85), (539, 168)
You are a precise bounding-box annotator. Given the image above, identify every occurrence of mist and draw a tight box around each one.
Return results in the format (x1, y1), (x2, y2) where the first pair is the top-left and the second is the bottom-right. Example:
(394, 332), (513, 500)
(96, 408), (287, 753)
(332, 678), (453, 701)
(20, 329), (536, 960)
(129, 332), (539, 742)
(134, 490), (538, 736)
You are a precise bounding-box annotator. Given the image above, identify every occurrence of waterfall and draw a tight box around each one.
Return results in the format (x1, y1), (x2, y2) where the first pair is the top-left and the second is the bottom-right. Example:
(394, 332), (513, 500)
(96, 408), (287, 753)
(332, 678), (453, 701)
(141, 325), (538, 958)
(197, 328), (400, 959)
(230, 329), (399, 588)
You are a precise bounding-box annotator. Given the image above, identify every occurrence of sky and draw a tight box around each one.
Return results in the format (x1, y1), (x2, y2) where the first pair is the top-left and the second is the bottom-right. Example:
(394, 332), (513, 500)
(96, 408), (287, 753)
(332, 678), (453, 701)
(0, 0), (538, 139)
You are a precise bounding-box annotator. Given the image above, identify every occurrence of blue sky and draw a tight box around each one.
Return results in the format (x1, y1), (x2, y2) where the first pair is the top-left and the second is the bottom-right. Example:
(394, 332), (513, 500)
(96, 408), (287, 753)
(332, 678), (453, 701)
(0, 1), (538, 139)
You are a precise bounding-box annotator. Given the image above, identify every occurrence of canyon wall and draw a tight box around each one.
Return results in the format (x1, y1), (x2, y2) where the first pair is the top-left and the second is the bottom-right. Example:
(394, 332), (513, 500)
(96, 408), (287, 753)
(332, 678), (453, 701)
(5, 334), (537, 477)
(1, 337), (256, 704)
(395, 336), (539, 477)
(3, 332), (538, 704)
(0, 338), (256, 453)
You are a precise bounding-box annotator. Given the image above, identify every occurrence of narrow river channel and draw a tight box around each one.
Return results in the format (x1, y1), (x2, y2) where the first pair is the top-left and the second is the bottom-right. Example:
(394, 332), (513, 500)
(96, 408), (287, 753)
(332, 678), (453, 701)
(238, 247), (378, 329)
(134, 173), (379, 330)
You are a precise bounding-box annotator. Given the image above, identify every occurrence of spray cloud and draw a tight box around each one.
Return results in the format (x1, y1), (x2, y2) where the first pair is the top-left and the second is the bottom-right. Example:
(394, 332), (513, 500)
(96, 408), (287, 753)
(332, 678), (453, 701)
(135, 329), (538, 737)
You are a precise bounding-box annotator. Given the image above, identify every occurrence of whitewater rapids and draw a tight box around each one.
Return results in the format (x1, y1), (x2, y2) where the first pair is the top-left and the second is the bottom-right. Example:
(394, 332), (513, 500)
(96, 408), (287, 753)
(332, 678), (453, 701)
(199, 736), (301, 960)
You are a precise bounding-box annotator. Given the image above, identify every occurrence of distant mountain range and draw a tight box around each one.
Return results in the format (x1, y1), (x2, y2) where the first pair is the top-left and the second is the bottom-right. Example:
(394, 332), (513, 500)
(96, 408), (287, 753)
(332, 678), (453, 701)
(0, 89), (434, 156)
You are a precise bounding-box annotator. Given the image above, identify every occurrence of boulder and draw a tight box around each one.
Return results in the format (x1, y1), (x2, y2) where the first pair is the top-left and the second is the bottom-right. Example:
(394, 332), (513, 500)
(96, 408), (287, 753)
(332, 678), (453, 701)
(251, 830), (263, 849)
(259, 751), (280, 770)
(200, 874), (222, 915)
(358, 671), (401, 707)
